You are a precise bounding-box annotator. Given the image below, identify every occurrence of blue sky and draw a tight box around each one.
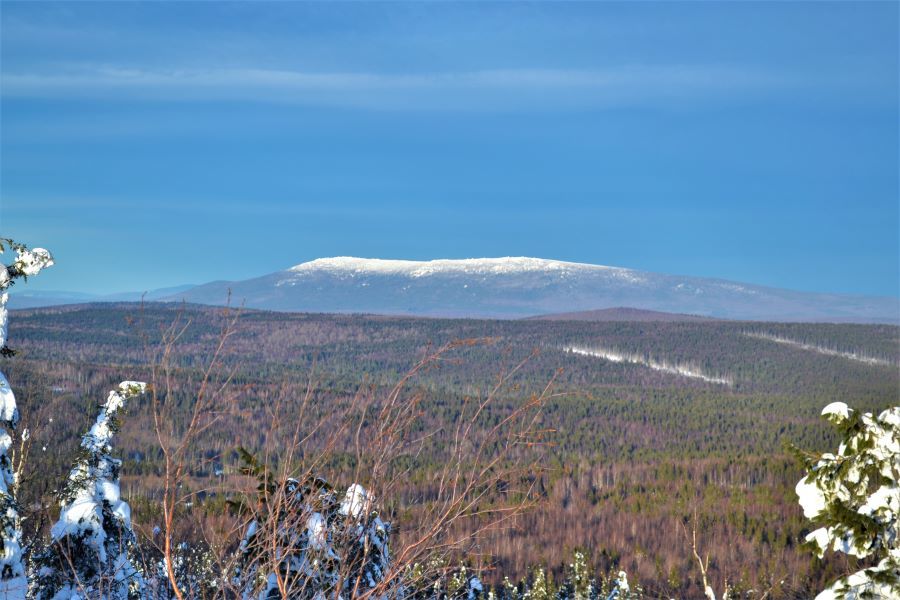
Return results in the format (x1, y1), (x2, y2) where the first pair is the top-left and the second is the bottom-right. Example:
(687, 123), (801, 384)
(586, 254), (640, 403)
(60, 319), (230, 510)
(1, 2), (897, 296)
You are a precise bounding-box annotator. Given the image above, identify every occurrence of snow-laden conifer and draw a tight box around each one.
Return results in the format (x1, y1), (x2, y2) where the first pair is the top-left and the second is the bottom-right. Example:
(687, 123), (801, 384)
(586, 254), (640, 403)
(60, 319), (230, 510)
(235, 457), (392, 599)
(501, 575), (519, 600)
(34, 381), (147, 600)
(447, 565), (483, 600)
(796, 402), (899, 599)
(562, 550), (593, 600)
(603, 572), (630, 600)
(0, 240), (53, 599)
(525, 567), (550, 600)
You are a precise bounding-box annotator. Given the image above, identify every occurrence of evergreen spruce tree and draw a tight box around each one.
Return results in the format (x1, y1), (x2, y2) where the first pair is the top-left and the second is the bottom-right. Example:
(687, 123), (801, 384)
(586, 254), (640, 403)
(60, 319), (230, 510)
(0, 239), (54, 599)
(557, 550), (596, 600)
(235, 453), (392, 599)
(501, 576), (519, 600)
(603, 572), (632, 600)
(796, 402), (899, 599)
(33, 381), (147, 600)
(447, 566), (483, 600)
(524, 568), (551, 600)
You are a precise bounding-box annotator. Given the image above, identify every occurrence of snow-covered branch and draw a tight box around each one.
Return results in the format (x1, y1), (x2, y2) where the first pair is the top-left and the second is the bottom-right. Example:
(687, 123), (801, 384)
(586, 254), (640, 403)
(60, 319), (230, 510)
(0, 240), (53, 599)
(796, 402), (900, 600)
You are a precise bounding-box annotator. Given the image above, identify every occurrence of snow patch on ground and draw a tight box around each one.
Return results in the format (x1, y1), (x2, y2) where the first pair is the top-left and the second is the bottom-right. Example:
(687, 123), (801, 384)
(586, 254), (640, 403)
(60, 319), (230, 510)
(564, 346), (733, 386)
(745, 332), (894, 367)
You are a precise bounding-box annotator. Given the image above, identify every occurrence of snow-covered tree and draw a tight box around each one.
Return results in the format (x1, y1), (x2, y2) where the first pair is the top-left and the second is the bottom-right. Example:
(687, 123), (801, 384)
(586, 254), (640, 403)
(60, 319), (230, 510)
(501, 576), (519, 600)
(524, 567), (551, 600)
(34, 380), (148, 600)
(592, 569), (640, 600)
(447, 566), (484, 600)
(0, 239), (54, 599)
(796, 402), (899, 600)
(603, 571), (631, 600)
(557, 550), (593, 600)
(235, 455), (392, 599)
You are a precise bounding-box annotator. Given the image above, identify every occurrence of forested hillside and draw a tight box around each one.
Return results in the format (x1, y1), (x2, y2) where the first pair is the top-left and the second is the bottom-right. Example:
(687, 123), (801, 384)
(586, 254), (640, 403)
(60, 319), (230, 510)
(3, 303), (898, 598)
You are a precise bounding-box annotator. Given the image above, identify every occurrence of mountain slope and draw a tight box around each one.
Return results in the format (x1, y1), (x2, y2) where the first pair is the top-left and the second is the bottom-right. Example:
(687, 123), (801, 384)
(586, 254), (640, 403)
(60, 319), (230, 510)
(526, 307), (719, 322)
(162, 257), (899, 322)
(8, 285), (197, 310)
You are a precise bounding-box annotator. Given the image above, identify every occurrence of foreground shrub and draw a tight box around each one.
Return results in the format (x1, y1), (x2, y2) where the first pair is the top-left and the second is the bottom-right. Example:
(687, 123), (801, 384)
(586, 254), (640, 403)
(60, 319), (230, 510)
(233, 452), (391, 599)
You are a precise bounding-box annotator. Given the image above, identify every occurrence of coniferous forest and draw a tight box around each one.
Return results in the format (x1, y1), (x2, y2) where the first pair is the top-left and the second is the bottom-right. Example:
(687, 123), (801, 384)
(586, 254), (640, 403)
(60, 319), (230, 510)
(3, 294), (897, 598)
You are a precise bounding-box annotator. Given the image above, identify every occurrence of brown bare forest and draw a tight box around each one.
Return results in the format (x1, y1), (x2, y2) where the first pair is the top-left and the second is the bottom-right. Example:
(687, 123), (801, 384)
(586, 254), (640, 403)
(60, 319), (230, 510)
(4, 303), (898, 598)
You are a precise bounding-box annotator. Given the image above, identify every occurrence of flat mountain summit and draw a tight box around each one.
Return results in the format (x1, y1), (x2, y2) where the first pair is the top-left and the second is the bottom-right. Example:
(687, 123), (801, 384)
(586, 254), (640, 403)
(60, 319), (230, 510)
(161, 257), (899, 322)
(287, 257), (642, 279)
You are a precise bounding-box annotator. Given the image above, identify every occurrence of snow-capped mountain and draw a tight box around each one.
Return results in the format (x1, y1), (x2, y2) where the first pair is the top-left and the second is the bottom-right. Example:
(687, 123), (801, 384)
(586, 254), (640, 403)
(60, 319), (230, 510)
(162, 257), (899, 322)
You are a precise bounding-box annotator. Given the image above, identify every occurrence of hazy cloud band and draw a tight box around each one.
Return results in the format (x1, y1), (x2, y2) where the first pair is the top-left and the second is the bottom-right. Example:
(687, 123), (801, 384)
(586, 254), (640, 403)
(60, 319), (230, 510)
(1, 64), (787, 109)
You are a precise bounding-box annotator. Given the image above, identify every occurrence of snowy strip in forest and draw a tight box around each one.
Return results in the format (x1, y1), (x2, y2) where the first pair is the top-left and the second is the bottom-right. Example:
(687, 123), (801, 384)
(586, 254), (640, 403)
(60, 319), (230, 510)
(564, 345), (733, 386)
(744, 332), (894, 367)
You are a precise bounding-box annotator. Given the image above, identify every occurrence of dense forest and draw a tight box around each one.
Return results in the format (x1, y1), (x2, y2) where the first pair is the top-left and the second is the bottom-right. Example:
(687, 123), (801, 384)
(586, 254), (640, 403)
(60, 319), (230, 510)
(3, 302), (898, 598)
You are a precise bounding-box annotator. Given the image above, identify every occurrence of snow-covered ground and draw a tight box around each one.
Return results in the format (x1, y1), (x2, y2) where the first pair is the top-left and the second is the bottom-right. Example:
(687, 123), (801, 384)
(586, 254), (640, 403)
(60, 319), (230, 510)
(744, 332), (894, 367)
(564, 345), (733, 386)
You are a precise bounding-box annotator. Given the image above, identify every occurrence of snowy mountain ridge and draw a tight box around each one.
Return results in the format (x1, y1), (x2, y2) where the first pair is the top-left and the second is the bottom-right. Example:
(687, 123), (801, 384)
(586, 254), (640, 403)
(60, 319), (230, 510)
(286, 256), (642, 280)
(160, 256), (899, 322)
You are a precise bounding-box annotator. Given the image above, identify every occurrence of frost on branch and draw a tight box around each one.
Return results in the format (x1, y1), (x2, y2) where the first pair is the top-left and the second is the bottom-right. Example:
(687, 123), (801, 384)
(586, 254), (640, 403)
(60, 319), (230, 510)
(34, 381), (147, 600)
(796, 402), (900, 600)
(0, 240), (53, 599)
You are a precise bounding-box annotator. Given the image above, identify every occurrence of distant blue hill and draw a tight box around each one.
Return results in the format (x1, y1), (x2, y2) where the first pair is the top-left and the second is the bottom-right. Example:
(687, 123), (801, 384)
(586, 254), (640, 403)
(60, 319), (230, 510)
(11, 258), (899, 323)
(9, 284), (196, 309)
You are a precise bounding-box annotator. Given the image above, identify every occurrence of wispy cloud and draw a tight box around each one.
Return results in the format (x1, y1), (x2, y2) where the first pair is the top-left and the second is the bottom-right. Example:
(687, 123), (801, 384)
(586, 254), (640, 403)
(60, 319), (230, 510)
(1, 64), (785, 110)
